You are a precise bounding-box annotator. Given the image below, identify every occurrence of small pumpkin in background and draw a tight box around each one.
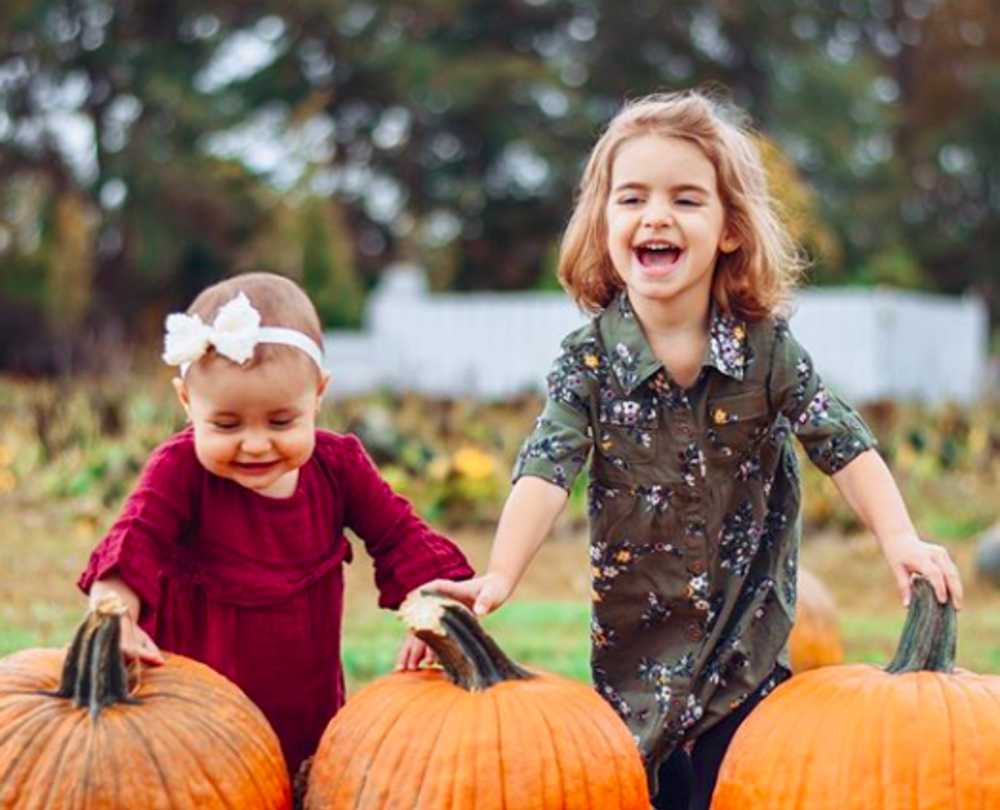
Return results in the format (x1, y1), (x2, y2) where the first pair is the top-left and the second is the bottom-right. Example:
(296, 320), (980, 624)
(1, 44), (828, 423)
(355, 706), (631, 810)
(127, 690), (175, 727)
(712, 577), (1000, 809)
(0, 597), (291, 809)
(303, 592), (650, 810)
(788, 567), (843, 673)
(975, 522), (1000, 588)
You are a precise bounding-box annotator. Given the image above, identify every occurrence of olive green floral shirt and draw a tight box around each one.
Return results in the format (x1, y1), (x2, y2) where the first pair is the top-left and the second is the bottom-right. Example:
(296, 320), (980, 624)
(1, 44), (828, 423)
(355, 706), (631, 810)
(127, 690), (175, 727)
(513, 293), (876, 782)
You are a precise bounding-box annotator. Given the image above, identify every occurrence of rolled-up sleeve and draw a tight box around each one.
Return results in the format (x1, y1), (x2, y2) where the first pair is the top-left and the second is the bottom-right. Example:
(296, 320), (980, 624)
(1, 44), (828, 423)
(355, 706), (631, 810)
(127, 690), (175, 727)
(513, 336), (595, 492)
(768, 321), (876, 475)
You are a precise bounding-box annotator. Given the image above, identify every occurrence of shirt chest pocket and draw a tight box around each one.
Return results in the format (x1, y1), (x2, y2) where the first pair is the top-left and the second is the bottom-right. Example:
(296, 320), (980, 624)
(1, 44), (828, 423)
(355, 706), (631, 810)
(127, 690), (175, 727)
(596, 395), (659, 465)
(707, 390), (772, 457)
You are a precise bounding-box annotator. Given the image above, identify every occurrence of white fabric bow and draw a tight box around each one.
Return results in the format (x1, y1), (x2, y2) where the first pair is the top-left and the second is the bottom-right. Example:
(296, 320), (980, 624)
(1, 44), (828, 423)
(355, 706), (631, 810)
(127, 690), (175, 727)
(163, 292), (262, 368)
(162, 292), (325, 375)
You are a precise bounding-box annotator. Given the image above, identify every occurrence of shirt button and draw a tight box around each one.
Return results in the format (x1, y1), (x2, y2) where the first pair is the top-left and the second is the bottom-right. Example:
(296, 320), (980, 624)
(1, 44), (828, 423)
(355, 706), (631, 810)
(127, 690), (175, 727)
(679, 424), (692, 436)
(686, 623), (704, 642)
(690, 560), (706, 575)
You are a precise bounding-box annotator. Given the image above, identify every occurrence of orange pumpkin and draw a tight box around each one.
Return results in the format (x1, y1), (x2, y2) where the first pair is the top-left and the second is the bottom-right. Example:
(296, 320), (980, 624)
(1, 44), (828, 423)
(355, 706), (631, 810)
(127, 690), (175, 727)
(0, 597), (291, 809)
(788, 567), (843, 673)
(303, 592), (651, 809)
(713, 578), (1000, 809)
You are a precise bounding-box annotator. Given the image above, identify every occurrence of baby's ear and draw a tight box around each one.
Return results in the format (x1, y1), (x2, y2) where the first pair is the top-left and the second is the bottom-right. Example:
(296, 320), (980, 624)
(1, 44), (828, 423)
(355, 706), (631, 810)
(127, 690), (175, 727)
(172, 377), (192, 419)
(316, 370), (332, 403)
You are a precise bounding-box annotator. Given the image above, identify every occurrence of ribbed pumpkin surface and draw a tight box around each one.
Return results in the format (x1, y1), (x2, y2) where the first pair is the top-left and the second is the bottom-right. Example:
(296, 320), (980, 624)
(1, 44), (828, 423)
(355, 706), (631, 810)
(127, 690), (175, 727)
(713, 579), (1000, 810)
(713, 665), (1000, 809)
(306, 667), (649, 810)
(304, 592), (650, 810)
(0, 648), (291, 809)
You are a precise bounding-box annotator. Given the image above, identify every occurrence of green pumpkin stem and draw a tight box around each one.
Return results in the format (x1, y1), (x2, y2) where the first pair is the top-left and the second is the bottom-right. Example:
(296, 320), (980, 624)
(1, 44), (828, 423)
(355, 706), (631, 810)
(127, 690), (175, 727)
(44, 596), (141, 717)
(885, 576), (957, 674)
(401, 591), (533, 691)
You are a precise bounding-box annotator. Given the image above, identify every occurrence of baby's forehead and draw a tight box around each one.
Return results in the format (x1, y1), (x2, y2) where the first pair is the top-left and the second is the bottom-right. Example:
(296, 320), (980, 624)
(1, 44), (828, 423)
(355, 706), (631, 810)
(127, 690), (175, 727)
(186, 354), (319, 407)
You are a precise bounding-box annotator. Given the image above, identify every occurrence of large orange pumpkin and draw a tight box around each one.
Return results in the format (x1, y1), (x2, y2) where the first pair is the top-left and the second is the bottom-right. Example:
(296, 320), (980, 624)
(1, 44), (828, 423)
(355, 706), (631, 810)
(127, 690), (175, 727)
(788, 567), (843, 673)
(303, 592), (651, 809)
(0, 597), (291, 809)
(712, 577), (1000, 809)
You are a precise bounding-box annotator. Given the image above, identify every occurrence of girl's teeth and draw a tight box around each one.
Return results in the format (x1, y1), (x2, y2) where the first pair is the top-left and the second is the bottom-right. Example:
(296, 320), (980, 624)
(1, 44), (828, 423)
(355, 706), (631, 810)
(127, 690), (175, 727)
(636, 246), (681, 268)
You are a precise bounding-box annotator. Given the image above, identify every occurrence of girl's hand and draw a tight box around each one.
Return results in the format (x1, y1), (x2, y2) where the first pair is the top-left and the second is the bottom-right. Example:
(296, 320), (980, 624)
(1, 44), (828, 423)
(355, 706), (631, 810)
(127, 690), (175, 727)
(881, 533), (964, 609)
(419, 573), (514, 616)
(394, 633), (436, 672)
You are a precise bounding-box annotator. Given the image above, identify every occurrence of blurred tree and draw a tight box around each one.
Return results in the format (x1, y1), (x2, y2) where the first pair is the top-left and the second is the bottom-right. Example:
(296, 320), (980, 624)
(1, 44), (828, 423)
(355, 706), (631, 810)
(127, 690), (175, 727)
(1, 0), (998, 375)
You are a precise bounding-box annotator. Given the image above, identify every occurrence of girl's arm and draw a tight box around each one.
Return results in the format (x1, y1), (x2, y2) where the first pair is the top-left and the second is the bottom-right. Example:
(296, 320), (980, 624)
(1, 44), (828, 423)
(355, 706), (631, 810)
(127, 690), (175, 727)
(832, 448), (963, 608)
(425, 476), (569, 615)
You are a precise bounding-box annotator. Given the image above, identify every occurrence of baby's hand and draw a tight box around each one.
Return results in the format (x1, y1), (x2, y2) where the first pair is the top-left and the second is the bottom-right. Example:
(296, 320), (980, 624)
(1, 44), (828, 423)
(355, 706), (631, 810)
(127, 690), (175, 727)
(881, 533), (964, 610)
(90, 577), (165, 665)
(118, 614), (166, 666)
(419, 572), (513, 616)
(394, 633), (436, 672)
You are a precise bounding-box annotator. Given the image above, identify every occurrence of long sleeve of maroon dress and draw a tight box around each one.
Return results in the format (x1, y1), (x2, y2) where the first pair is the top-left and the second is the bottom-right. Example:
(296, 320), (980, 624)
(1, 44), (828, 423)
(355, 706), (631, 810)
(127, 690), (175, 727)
(78, 428), (474, 774)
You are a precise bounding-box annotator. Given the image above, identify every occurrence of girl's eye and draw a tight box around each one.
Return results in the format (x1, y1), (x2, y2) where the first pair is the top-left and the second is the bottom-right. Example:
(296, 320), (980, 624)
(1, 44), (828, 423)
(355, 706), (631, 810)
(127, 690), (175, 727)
(617, 195), (642, 205)
(676, 198), (701, 207)
(270, 418), (296, 428)
(212, 422), (239, 431)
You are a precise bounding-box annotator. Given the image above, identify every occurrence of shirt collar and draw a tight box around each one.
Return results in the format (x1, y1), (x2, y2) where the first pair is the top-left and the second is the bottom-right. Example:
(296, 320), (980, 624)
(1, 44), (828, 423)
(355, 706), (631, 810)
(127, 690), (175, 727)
(599, 292), (750, 394)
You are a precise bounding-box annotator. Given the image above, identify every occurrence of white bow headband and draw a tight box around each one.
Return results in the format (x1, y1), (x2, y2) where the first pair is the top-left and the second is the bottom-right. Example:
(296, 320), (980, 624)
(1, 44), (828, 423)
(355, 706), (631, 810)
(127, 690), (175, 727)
(162, 292), (324, 377)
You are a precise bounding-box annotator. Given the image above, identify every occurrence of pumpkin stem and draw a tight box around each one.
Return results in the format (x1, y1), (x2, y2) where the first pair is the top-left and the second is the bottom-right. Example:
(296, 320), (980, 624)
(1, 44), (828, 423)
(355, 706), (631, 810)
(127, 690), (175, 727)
(43, 596), (141, 717)
(885, 576), (956, 674)
(400, 591), (533, 691)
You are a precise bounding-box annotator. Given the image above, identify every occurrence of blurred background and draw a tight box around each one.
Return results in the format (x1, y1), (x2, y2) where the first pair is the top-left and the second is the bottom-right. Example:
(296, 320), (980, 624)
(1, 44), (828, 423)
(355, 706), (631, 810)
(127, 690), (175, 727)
(2, 0), (999, 685)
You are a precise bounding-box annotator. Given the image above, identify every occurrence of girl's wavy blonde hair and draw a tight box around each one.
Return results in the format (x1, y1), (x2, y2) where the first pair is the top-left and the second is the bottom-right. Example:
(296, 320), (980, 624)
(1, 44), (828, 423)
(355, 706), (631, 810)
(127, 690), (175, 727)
(558, 89), (805, 320)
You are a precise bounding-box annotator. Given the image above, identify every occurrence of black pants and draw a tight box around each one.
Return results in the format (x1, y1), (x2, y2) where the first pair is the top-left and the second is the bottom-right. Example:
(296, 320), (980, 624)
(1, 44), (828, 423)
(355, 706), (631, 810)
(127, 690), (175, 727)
(652, 671), (788, 810)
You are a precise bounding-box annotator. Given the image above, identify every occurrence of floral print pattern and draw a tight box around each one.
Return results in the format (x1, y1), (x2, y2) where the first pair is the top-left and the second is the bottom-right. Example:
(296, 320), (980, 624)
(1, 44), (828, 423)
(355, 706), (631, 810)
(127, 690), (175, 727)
(512, 293), (876, 779)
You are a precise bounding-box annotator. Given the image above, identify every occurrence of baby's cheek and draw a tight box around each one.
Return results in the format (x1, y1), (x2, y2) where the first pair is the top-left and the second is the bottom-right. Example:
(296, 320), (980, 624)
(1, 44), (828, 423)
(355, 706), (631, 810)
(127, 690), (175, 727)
(192, 432), (232, 470)
(285, 431), (316, 467)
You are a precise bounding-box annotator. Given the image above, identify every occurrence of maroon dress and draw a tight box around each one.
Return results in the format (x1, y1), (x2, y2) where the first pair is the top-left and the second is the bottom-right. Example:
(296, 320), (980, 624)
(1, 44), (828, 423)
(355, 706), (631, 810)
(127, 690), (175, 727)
(78, 428), (473, 773)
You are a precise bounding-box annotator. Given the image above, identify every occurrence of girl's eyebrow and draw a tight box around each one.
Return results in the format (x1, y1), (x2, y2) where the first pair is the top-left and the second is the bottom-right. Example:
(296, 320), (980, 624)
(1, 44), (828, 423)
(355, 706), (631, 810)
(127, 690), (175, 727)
(611, 180), (711, 194)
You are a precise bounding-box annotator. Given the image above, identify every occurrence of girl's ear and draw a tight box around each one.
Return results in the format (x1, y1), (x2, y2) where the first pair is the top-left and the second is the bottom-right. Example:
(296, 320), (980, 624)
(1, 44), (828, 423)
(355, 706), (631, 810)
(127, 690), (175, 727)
(172, 377), (192, 421)
(720, 230), (740, 254)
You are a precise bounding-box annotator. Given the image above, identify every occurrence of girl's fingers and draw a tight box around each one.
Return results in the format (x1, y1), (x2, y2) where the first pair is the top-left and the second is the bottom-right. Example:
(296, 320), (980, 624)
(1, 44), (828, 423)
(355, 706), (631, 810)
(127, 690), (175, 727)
(943, 561), (964, 610)
(421, 579), (480, 608)
(895, 568), (913, 607)
(914, 566), (949, 605)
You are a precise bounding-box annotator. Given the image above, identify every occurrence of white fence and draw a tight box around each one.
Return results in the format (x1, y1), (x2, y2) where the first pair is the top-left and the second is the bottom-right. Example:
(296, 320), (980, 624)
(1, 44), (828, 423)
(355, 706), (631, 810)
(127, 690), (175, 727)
(324, 265), (990, 404)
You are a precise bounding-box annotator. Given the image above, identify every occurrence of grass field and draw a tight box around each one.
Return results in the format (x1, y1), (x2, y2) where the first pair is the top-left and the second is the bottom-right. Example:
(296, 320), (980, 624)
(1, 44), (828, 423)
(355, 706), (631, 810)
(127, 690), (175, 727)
(4, 493), (999, 694)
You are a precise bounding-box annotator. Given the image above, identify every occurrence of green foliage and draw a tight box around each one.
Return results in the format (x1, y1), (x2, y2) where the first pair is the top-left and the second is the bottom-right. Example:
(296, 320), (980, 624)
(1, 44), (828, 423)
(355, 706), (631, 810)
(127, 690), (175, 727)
(301, 199), (365, 329)
(3, 0), (999, 373)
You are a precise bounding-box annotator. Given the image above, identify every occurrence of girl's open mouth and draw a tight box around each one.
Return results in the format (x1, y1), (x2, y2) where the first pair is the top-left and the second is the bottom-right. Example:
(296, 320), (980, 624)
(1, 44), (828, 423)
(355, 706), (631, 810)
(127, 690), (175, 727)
(635, 244), (683, 272)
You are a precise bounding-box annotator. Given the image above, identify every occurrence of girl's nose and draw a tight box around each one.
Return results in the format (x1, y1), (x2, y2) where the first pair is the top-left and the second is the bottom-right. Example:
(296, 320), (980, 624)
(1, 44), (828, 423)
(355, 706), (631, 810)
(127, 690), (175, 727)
(642, 206), (674, 229)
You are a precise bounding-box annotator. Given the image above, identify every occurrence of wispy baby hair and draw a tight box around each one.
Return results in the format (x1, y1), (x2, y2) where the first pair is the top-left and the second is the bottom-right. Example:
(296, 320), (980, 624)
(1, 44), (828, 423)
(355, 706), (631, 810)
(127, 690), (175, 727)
(186, 272), (323, 375)
(558, 88), (806, 319)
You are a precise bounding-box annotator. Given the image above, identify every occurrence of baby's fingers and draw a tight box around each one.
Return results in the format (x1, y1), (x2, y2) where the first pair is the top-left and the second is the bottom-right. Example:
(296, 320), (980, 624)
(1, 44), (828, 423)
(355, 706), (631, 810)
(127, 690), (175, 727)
(121, 624), (165, 666)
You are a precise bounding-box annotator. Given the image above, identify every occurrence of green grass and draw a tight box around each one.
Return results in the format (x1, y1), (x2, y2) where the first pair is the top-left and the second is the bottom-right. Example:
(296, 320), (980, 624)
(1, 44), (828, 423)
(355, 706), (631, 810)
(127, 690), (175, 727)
(341, 600), (1000, 693)
(342, 601), (593, 691)
(7, 600), (1000, 690)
